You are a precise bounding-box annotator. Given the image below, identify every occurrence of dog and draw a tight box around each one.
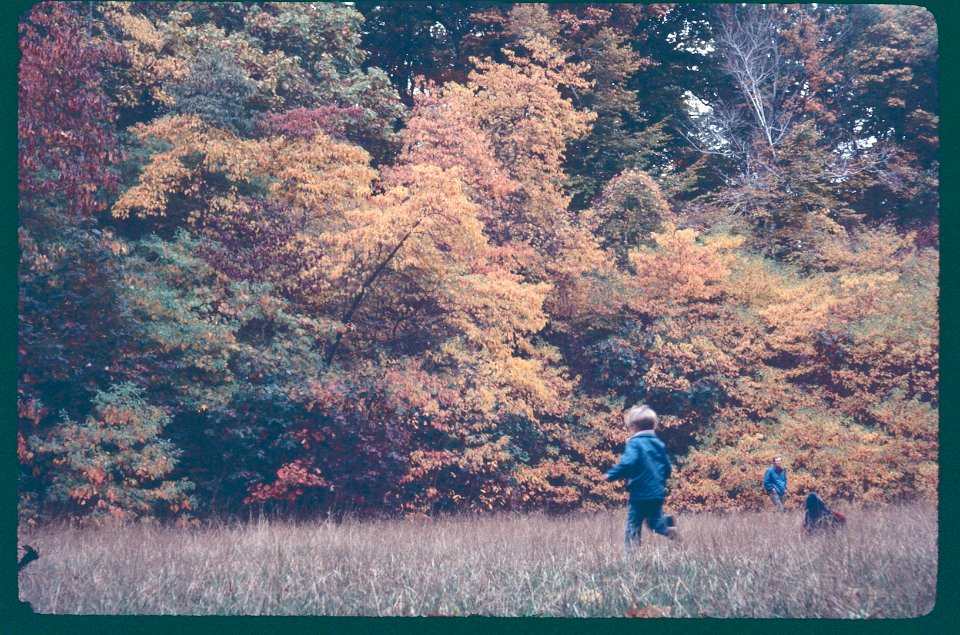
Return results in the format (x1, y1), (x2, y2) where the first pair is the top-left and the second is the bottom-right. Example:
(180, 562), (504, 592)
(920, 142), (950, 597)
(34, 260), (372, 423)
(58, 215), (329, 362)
(18, 544), (39, 571)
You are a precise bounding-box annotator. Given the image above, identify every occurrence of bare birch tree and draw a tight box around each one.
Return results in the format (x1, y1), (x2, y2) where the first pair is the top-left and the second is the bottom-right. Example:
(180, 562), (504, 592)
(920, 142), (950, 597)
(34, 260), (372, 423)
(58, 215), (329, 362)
(713, 5), (792, 153)
(684, 5), (794, 168)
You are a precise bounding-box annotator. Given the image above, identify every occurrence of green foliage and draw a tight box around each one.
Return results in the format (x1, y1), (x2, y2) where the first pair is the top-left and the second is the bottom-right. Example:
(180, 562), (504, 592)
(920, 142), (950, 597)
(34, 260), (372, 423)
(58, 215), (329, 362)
(581, 169), (672, 268)
(124, 232), (246, 409)
(19, 223), (135, 414)
(18, 220), (144, 525)
(27, 383), (195, 522)
(564, 25), (671, 209)
(107, 2), (404, 161)
(167, 49), (257, 134)
(121, 230), (334, 513)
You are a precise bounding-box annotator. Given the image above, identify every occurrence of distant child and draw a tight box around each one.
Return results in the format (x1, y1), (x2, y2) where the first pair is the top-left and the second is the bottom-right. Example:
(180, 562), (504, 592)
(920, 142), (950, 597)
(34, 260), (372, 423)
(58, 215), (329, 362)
(763, 455), (788, 512)
(605, 405), (677, 550)
(802, 492), (846, 534)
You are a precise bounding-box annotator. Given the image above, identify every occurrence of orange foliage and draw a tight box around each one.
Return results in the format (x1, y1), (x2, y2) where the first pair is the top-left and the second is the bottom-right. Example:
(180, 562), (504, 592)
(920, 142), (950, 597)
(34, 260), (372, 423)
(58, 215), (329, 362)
(102, 3), (188, 108)
(630, 224), (940, 510)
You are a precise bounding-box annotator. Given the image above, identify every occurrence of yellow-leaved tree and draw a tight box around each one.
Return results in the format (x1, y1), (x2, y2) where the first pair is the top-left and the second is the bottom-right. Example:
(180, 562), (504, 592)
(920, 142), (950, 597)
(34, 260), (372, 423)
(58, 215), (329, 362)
(623, 224), (941, 510)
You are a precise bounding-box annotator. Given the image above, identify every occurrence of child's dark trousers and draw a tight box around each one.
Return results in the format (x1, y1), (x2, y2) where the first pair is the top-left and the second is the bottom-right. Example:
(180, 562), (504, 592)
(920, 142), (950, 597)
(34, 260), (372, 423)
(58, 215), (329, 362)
(625, 498), (672, 549)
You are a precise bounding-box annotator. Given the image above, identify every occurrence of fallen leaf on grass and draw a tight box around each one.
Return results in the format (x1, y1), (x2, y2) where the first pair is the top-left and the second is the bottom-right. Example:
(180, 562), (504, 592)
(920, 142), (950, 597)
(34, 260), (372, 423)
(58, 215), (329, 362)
(626, 604), (672, 618)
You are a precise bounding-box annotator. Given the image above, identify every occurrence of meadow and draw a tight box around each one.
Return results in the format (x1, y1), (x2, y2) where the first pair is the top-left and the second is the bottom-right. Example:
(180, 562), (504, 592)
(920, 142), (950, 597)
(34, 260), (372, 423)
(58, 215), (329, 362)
(17, 502), (936, 618)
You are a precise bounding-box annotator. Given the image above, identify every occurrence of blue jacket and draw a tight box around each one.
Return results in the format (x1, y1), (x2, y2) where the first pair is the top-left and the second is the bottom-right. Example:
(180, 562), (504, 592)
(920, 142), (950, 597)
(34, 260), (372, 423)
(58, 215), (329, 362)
(606, 431), (671, 500)
(764, 466), (787, 495)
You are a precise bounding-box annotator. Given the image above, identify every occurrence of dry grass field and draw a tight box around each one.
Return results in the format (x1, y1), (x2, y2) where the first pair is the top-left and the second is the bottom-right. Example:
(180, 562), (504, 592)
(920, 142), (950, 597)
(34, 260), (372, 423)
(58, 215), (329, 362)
(17, 502), (936, 617)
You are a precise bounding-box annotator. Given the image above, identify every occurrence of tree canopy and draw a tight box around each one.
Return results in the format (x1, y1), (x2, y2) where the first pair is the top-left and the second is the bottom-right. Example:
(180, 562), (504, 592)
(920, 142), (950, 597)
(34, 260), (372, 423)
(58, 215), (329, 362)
(19, 3), (938, 523)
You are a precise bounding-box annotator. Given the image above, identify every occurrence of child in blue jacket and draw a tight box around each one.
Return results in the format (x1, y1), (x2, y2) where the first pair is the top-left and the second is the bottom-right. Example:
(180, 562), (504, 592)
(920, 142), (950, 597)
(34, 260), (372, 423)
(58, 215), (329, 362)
(605, 405), (677, 549)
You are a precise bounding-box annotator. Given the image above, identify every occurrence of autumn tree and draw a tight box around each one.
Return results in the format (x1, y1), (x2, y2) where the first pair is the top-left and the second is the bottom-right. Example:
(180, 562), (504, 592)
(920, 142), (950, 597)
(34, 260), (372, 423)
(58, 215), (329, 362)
(573, 216), (938, 511)
(103, 2), (404, 162)
(654, 225), (939, 510)
(274, 161), (581, 512)
(17, 2), (137, 522)
(396, 30), (604, 288)
(354, 2), (489, 105)
(19, 2), (123, 218)
(361, 27), (634, 512)
(112, 111), (374, 231)
(209, 154), (588, 513)
(26, 383), (195, 522)
(458, 4), (674, 209)
(842, 5), (938, 229)
(108, 51), (589, 514)
(17, 3), (939, 521)
(239, 27), (621, 513)
(580, 169), (672, 268)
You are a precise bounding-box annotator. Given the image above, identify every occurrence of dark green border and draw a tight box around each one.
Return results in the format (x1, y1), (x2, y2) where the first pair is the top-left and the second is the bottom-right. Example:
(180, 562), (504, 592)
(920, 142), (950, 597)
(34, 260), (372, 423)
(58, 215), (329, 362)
(2, 1), (955, 633)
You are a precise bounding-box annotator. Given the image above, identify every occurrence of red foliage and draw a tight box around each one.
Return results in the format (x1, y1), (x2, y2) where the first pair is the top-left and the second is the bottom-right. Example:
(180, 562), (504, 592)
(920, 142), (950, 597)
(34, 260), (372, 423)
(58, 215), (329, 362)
(18, 2), (123, 216)
(244, 460), (329, 504)
(255, 106), (366, 141)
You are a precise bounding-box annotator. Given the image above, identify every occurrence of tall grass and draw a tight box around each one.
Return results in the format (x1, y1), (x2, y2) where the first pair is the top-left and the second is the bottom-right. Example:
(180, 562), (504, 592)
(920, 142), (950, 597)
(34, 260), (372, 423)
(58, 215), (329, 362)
(18, 502), (936, 617)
